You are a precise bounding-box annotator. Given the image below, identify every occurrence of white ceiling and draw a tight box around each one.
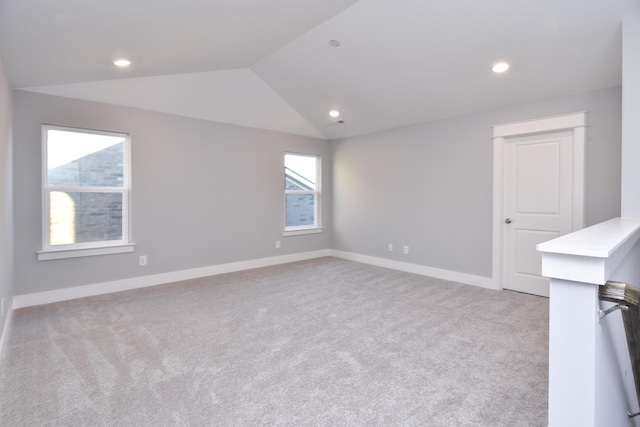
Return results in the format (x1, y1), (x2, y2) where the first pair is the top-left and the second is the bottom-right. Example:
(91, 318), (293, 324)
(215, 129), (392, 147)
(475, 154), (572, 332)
(1, 0), (638, 140)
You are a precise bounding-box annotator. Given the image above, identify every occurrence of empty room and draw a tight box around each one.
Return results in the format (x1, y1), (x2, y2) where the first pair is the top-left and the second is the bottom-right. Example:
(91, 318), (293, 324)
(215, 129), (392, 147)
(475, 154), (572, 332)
(1, 0), (640, 426)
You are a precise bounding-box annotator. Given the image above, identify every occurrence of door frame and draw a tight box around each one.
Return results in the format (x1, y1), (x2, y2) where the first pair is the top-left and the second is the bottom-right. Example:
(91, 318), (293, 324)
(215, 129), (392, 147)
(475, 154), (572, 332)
(491, 112), (586, 290)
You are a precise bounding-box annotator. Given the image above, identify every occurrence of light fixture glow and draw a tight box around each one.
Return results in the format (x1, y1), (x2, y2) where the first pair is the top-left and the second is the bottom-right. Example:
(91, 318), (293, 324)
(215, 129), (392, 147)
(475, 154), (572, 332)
(492, 62), (509, 73)
(329, 110), (340, 118)
(113, 59), (131, 67)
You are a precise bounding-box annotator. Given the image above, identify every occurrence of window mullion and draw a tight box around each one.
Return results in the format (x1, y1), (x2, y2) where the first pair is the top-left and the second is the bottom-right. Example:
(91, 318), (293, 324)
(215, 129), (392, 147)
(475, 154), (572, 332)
(285, 190), (316, 195)
(46, 186), (125, 193)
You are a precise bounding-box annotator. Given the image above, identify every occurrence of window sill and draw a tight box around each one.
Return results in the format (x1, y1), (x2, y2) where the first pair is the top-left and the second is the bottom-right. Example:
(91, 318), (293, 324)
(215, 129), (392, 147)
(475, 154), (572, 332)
(283, 227), (324, 237)
(37, 244), (135, 261)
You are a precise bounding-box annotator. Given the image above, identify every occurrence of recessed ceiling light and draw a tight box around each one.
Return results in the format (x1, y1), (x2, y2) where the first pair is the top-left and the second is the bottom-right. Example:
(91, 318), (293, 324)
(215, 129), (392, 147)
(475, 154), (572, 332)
(329, 39), (341, 47)
(113, 59), (131, 67)
(492, 62), (509, 73)
(329, 110), (340, 118)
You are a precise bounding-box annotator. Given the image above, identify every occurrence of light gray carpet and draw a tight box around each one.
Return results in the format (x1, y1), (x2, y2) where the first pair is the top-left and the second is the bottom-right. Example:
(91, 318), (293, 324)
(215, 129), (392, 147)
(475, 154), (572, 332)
(0, 257), (548, 426)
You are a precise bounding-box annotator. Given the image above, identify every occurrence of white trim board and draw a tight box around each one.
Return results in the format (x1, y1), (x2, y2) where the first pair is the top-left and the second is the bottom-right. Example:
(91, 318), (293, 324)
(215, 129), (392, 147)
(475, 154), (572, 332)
(491, 111), (586, 290)
(330, 250), (496, 290)
(13, 250), (330, 309)
(14, 248), (497, 309)
(493, 112), (587, 138)
(0, 298), (14, 362)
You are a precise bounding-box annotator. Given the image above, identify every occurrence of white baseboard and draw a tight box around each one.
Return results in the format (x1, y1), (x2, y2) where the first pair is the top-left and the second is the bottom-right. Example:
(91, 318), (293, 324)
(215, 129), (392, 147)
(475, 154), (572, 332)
(12, 249), (496, 309)
(0, 297), (14, 362)
(12, 250), (331, 309)
(329, 250), (497, 290)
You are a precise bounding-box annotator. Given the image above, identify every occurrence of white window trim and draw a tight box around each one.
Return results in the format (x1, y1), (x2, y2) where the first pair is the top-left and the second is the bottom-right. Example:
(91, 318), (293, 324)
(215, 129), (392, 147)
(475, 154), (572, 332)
(284, 152), (322, 234)
(283, 227), (324, 237)
(40, 125), (133, 260)
(37, 244), (135, 261)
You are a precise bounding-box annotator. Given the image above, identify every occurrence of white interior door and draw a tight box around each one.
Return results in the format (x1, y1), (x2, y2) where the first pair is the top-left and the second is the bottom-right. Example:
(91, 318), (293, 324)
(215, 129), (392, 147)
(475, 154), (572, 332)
(503, 131), (574, 297)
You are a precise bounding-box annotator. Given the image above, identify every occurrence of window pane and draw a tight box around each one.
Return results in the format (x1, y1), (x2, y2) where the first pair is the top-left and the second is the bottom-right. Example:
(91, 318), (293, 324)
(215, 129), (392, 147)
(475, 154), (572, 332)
(285, 154), (316, 191)
(47, 129), (125, 187)
(49, 191), (123, 245)
(286, 194), (315, 227)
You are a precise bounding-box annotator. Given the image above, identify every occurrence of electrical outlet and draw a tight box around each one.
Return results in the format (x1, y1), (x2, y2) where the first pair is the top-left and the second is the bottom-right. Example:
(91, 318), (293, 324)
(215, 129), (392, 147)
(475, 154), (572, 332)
(275, 240), (281, 249)
(139, 255), (148, 266)
(387, 243), (393, 252)
(403, 245), (409, 255)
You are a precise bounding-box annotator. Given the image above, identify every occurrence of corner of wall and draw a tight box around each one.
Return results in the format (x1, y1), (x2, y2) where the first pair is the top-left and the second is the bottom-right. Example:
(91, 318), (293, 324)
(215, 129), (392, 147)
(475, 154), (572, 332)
(0, 48), (15, 365)
(0, 296), (14, 362)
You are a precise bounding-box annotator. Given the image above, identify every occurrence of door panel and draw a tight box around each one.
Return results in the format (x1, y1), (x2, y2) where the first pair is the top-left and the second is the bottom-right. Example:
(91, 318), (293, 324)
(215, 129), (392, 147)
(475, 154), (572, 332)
(504, 131), (574, 297)
(515, 229), (558, 277)
(516, 142), (560, 214)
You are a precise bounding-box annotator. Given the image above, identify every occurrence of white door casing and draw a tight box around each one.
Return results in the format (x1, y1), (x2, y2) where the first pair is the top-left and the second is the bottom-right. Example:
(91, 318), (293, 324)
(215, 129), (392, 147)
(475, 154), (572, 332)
(492, 112), (585, 295)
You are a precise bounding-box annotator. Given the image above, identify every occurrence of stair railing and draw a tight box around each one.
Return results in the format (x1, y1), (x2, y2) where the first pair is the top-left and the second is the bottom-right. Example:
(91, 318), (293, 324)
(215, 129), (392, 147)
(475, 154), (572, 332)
(599, 281), (640, 418)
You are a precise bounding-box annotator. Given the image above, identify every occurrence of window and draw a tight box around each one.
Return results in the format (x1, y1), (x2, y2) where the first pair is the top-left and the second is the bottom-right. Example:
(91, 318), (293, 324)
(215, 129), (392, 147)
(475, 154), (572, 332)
(284, 153), (321, 235)
(39, 125), (133, 260)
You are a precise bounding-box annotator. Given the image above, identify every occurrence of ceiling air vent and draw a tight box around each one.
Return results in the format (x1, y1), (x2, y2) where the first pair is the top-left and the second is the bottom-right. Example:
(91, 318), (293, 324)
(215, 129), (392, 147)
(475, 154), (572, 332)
(325, 119), (345, 125)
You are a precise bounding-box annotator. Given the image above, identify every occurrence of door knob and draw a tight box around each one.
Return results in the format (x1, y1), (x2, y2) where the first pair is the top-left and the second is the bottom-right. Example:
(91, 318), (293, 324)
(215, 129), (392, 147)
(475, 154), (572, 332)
(505, 218), (512, 224)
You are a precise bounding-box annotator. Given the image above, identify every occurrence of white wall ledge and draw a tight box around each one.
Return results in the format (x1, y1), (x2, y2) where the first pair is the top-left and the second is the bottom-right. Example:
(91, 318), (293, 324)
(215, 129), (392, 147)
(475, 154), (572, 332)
(537, 217), (640, 285)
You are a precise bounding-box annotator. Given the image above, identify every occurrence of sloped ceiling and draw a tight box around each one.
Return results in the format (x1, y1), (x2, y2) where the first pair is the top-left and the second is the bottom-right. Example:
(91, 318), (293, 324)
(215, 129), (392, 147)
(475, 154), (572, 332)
(1, 0), (638, 140)
(23, 69), (327, 139)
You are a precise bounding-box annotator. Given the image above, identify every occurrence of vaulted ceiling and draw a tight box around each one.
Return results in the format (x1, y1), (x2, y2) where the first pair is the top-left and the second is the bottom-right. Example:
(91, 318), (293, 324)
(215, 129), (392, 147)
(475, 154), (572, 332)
(1, 0), (638, 140)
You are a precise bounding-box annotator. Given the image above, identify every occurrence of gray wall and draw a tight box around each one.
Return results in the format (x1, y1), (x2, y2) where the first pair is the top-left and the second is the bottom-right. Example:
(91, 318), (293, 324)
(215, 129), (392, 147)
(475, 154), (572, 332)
(11, 86), (623, 294)
(331, 86), (622, 277)
(0, 53), (12, 332)
(622, 14), (640, 216)
(13, 91), (331, 295)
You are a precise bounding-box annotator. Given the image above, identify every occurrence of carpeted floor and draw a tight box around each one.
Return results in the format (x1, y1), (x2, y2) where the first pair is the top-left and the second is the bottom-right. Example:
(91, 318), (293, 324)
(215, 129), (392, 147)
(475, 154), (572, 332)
(0, 257), (548, 426)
